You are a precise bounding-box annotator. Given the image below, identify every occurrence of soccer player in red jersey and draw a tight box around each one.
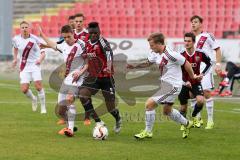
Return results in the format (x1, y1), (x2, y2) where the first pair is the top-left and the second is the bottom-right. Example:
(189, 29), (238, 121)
(178, 32), (212, 130)
(79, 22), (122, 133)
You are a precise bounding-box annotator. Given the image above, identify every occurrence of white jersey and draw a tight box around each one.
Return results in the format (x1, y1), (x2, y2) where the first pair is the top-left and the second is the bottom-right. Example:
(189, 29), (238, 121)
(56, 39), (86, 86)
(195, 32), (220, 62)
(12, 34), (42, 72)
(148, 46), (186, 87)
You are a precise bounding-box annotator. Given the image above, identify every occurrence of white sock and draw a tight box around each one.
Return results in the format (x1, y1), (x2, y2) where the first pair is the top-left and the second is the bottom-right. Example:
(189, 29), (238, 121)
(38, 89), (46, 112)
(25, 89), (36, 100)
(67, 105), (76, 131)
(145, 110), (156, 132)
(206, 98), (214, 122)
(168, 109), (188, 126)
(191, 98), (201, 118)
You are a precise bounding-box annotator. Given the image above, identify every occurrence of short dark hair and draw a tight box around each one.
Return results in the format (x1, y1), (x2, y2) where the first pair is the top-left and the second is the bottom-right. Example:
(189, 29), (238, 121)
(147, 33), (165, 45)
(68, 15), (75, 20)
(190, 15), (203, 23)
(61, 25), (73, 33)
(184, 32), (196, 42)
(74, 13), (85, 20)
(88, 22), (99, 29)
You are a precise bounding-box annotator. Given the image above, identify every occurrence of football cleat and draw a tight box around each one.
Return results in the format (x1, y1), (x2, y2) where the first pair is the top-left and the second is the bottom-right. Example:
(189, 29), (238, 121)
(205, 121), (214, 129)
(114, 118), (122, 134)
(182, 121), (193, 139)
(134, 130), (153, 139)
(193, 117), (201, 128)
(32, 97), (38, 112)
(58, 127), (67, 135)
(84, 118), (91, 126)
(180, 125), (185, 131)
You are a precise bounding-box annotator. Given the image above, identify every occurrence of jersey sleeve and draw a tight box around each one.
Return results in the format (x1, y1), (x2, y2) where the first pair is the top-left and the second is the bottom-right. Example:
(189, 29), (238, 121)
(147, 52), (157, 63)
(56, 43), (64, 53)
(207, 33), (220, 50)
(12, 37), (18, 48)
(201, 52), (212, 75)
(173, 52), (186, 65)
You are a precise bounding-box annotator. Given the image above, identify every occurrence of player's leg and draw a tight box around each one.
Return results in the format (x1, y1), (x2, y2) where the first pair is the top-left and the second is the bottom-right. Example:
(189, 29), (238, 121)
(204, 90), (214, 129)
(79, 85), (102, 125)
(178, 85), (190, 130)
(201, 71), (215, 129)
(101, 77), (121, 133)
(57, 92), (68, 126)
(64, 93), (76, 137)
(134, 97), (157, 139)
(20, 71), (37, 111)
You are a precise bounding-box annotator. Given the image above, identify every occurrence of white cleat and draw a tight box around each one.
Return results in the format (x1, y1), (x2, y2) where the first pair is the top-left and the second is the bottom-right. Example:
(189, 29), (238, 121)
(114, 118), (122, 134)
(41, 105), (47, 114)
(32, 97), (38, 112)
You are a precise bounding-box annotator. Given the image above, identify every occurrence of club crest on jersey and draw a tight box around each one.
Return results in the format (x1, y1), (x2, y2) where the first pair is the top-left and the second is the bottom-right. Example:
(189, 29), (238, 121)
(195, 56), (200, 62)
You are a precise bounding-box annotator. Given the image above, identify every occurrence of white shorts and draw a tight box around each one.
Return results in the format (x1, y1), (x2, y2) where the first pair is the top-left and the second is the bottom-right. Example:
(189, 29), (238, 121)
(201, 71), (214, 90)
(19, 70), (42, 84)
(151, 81), (182, 104)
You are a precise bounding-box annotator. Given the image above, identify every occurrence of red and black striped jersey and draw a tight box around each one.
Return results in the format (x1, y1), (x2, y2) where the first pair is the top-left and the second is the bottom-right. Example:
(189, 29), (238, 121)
(74, 29), (89, 42)
(181, 50), (212, 84)
(84, 37), (114, 78)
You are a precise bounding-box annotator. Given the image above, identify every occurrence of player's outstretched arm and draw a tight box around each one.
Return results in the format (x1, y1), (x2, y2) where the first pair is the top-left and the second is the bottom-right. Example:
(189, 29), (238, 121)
(12, 47), (18, 68)
(38, 26), (57, 50)
(127, 60), (153, 69)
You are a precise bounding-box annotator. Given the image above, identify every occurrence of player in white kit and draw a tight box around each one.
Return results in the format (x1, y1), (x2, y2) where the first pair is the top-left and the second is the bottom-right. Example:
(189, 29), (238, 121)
(12, 21), (46, 114)
(127, 33), (202, 139)
(191, 15), (222, 129)
(39, 25), (87, 137)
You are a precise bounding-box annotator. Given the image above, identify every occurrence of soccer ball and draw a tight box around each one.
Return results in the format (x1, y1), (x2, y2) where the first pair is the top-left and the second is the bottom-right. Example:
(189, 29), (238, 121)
(93, 124), (108, 140)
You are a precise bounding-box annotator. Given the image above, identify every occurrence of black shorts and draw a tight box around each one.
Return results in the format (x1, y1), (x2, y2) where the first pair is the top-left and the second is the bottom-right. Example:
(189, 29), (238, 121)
(80, 76), (115, 96)
(178, 83), (204, 105)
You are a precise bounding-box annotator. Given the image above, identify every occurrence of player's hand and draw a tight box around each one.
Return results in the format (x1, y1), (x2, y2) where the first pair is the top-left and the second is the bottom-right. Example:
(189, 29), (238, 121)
(126, 64), (135, 69)
(194, 74), (203, 81)
(185, 81), (192, 88)
(72, 70), (82, 83)
(12, 59), (17, 68)
(35, 59), (42, 65)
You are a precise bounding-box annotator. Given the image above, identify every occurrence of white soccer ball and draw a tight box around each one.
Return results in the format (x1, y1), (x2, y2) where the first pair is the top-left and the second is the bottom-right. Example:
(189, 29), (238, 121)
(93, 124), (108, 140)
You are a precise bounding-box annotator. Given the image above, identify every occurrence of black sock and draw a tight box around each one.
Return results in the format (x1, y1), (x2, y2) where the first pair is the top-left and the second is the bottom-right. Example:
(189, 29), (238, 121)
(192, 103), (203, 117)
(110, 109), (121, 121)
(83, 100), (101, 122)
(180, 110), (187, 118)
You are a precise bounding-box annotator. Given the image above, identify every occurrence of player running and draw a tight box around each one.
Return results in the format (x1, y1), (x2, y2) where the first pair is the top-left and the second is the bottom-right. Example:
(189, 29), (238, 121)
(79, 22), (122, 133)
(39, 25), (87, 137)
(178, 32), (212, 130)
(191, 15), (222, 129)
(12, 21), (46, 114)
(127, 33), (202, 139)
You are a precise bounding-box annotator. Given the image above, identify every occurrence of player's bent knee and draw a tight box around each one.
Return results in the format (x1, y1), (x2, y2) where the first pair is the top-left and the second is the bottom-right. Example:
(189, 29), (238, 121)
(21, 84), (29, 93)
(163, 104), (173, 115)
(204, 90), (212, 99)
(196, 96), (204, 105)
(66, 94), (75, 105)
(145, 98), (156, 111)
(34, 81), (42, 91)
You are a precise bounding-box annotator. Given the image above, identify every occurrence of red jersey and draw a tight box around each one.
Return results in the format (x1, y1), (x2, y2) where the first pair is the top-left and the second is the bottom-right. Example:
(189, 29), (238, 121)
(84, 38), (114, 78)
(74, 29), (89, 42)
(181, 50), (212, 84)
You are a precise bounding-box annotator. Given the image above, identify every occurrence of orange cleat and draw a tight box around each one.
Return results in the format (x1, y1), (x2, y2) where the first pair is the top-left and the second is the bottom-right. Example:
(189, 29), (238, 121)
(58, 127), (67, 135)
(84, 119), (91, 126)
(64, 128), (74, 137)
(57, 119), (65, 125)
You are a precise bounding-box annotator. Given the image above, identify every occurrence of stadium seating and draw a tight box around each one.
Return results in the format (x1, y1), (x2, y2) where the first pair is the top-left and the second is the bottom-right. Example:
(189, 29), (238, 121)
(13, 0), (240, 38)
